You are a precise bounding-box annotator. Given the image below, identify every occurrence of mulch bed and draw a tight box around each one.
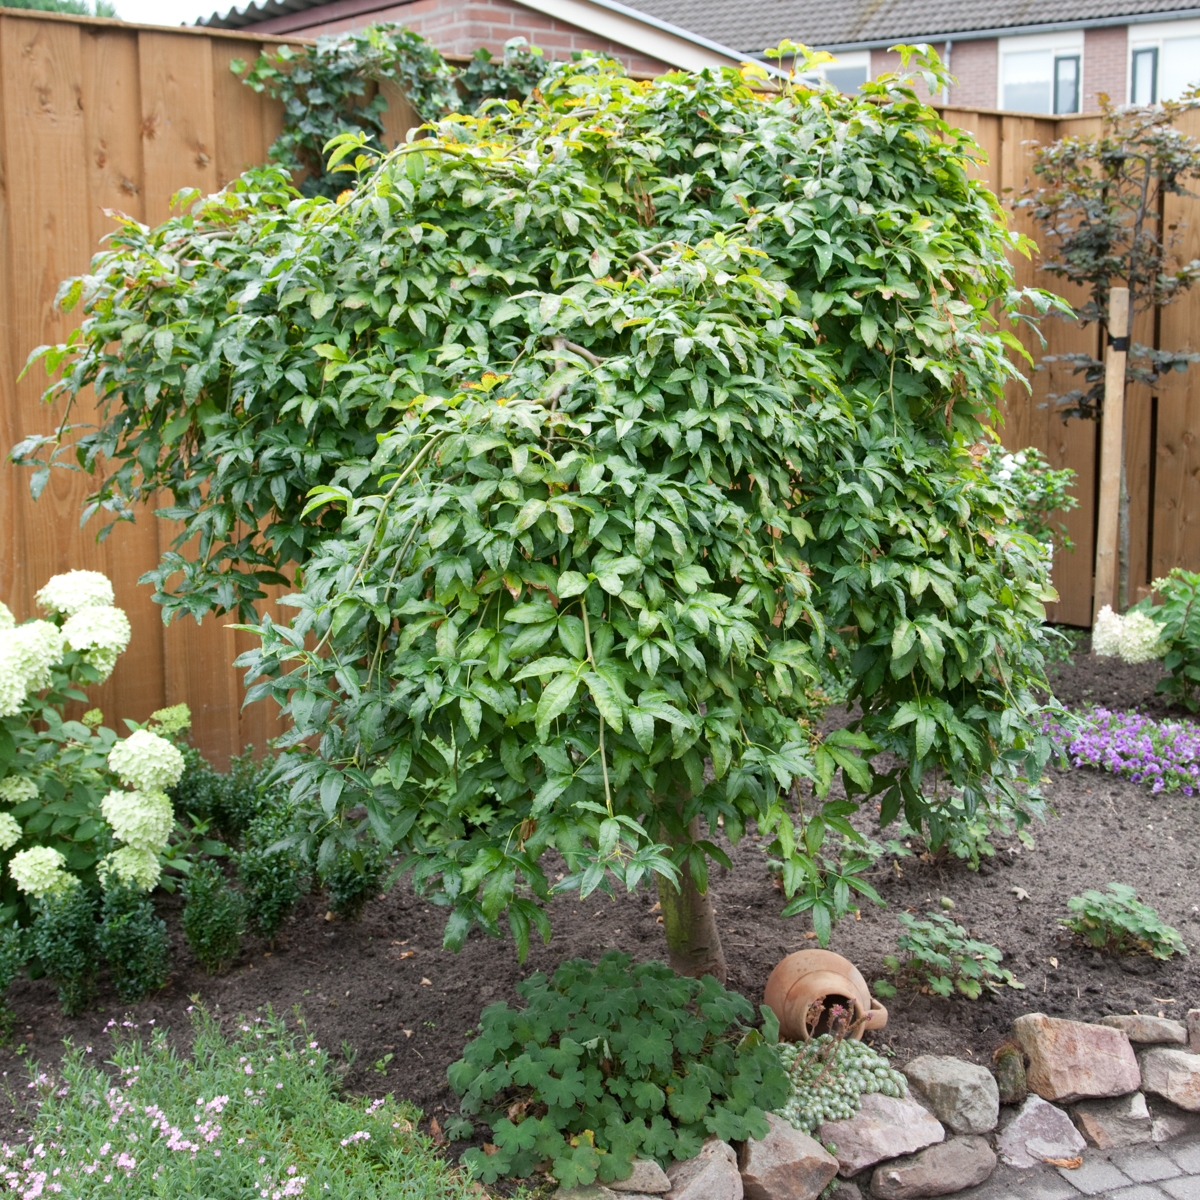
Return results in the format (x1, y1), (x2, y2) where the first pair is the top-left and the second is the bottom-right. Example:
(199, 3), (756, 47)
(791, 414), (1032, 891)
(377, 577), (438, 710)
(5, 642), (1199, 1154)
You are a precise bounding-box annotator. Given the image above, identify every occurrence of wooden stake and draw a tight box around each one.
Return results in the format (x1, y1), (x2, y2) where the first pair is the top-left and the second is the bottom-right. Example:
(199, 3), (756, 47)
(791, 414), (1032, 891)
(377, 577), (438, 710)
(1093, 286), (1130, 622)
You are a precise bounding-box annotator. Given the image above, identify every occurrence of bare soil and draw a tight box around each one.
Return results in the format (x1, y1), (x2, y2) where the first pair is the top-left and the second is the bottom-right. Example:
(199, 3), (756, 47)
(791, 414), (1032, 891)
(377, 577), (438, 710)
(4, 643), (1199, 1151)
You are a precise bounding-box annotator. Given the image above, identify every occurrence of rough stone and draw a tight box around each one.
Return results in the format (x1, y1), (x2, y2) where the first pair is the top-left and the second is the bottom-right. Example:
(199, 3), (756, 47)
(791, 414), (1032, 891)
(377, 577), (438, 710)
(611, 1161), (671, 1194)
(1072, 1092), (1154, 1148)
(1188, 1009), (1200, 1053)
(993, 1043), (1028, 1106)
(996, 1093), (1088, 1169)
(738, 1113), (838, 1200)
(1100, 1015), (1189, 1045)
(1140, 1049), (1200, 1111)
(666, 1139), (742, 1200)
(826, 1186), (863, 1200)
(1012, 1012), (1141, 1103)
(902, 1055), (1000, 1135)
(554, 1188), (618, 1200)
(868, 1136), (996, 1199)
(817, 1092), (944, 1178)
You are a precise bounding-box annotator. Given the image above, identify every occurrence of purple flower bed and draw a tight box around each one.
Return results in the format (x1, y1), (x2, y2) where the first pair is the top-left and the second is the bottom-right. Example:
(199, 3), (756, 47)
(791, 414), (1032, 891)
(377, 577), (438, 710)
(1043, 707), (1200, 795)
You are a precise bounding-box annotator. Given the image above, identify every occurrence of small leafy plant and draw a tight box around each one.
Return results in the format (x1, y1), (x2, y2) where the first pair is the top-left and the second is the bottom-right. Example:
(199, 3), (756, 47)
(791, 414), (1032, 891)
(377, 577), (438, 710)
(97, 878), (171, 1001)
(1063, 883), (1188, 959)
(875, 911), (1023, 999)
(182, 861), (246, 973)
(237, 805), (309, 941)
(31, 881), (98, 1016)
(0, 921), (26, 1036)
(447, 951), (788, 1187)
(322, 844), (385, 922)
(11, 1009), (477, 1199)
(775, 1022), (907, 1134)
(1136, 568), (1200, 710)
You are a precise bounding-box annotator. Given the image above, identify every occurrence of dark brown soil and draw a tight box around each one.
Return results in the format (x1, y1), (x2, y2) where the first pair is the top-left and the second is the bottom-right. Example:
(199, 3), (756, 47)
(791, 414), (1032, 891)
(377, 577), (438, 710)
(4, 642), (1200, 1149)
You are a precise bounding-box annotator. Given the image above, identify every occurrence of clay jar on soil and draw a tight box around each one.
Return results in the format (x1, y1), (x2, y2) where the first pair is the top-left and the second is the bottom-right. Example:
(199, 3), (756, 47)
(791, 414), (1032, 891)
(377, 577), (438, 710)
(764, 949), (889, 1041)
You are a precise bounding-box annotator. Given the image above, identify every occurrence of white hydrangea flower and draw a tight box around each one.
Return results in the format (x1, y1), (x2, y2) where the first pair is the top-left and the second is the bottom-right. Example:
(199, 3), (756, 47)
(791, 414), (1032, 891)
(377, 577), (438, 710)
(62, 605), (131, 681)
(0, 813), (21, 852)
(1092, 605), (1123, 657)
(101, 788), (174, 853)
(1118, 611), (1165, 665)
(100, 846), (161, 892)
(0, 621), (65, 716)
(0, 776), (37, 805)
(0, 602), (13, 632)
(35, 570), (114, 617)
(108, 730), (185, 791)
(9, 845), (70, 897)
(150, 704), (192, 737)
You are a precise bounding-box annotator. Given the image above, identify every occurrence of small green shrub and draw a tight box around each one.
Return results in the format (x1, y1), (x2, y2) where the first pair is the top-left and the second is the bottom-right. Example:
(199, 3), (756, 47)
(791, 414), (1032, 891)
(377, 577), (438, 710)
(32, 882), (98, 1016)
(980, 444), (1078, 551)
(323, 844), (385, 922)
(1063, 883), (1188, 959)
(97, 879), (171, 1001)
(237, 806), (309, 941)
(775, 1030), (907, 1133)
(875, 911), (1023, 1000)
(182, 861), (246, 973)
(15, 1009), (477, 1199)
(171, 747), (274, 842)
(1134, 568), (1200, 711)
(448, 951), (789, 1187)
(0, 920), (27, 1036)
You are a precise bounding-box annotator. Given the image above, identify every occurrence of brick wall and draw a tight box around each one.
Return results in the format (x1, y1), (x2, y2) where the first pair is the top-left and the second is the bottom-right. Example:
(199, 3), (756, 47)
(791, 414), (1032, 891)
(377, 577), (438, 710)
(1084, 25), (1127, 108)
(872, 39), (997, 108)
(247, 0), (671, 76)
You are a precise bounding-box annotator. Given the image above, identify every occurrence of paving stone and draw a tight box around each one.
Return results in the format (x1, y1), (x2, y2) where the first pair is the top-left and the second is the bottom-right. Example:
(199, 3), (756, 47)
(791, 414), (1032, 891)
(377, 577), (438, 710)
(1162, 1137), (1200, 1172)
(1141, 1050), (1200, 1112)
(1018, 1180), (1082, 1200)
(903, 1055), (1001, 1135)
(1013, 1014), (1141, 1104)
(1106, 1187), (1171, 1200)
(1053, 1157), (1130, 1195)
(1109, 1145), (1183, 1182)
(1100, 1016), (1189, 1046)
(1160, 1179), (1200, 1200)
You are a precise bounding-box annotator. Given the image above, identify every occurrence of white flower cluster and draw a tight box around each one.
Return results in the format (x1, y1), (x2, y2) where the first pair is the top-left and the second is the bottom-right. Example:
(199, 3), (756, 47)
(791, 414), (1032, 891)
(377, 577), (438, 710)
(1092, 605), (1165, 665)
(35, 570), (114, 617)
(0, 621), (65, 717)
(101, 789), (174, 853)
(0, 812), (21, 852)
(9, 845), (70, 897)
(108, 730), (186, 791)
(991, 450), (1027, 483)
(0, 776), (37, 805)
(63, 605), (131, 682)
(774, 1035), (907, 1134)
(101, 845), (162, 891)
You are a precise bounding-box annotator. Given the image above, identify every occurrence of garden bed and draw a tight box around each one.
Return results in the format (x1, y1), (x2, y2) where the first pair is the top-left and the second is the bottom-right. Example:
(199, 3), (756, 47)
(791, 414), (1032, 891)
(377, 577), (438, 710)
(5, 644), (1200, 1153)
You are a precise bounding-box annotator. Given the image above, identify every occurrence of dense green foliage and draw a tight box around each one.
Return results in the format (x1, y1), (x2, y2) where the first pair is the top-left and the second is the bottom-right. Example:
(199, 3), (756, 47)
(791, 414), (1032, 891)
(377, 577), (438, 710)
(238, 806), (310, 940)
(775, 1034), (906, 1134)
(1063, 882), (1188, 959)
(0, 921), (25, 1034)
(27, 50), (1059, 954)
(448, 951), (789, 1186)
(10, 1009), (479, 1199)
(323, 842), (386, 921)
(874, 909), (1023, 999)
(172, 745), (278, 841)
(1135, 568), (1200, 710)
(234, 27), (546, 199)
(97, 879), (171, 1001)
(32, 883), (98, 1016)
(980, 444), (1078, 551)
(182, 860), (246, 973)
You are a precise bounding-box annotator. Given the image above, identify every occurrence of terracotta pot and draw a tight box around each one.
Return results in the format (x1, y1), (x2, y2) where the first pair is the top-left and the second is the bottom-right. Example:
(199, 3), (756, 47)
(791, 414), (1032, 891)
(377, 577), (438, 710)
(763, 948), (889, 1042)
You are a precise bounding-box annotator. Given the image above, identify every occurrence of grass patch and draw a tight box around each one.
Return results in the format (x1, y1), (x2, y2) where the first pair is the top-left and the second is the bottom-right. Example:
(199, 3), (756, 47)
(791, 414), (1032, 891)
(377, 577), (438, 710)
(3, 1008), (481, 1199)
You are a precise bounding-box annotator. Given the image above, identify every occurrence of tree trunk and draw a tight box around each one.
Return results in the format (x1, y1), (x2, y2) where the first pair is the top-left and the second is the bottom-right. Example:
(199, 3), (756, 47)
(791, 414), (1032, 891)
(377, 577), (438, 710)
(656, 818), (727, 983)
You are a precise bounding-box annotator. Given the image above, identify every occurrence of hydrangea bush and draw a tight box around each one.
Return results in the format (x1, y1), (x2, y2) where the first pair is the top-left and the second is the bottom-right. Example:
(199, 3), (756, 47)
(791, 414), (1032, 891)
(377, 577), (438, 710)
(1092, 605), (1164, 664)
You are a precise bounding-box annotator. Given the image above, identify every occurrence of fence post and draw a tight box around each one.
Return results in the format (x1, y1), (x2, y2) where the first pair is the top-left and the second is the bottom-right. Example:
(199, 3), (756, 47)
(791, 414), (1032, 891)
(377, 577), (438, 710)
(1093, 285), (1130, 622)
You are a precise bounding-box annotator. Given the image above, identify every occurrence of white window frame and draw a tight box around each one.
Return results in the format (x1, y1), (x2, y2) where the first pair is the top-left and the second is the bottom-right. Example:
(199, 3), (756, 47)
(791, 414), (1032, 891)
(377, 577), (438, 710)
(998, 30), (1085, 113)
(805, 50), (870, 93)
(1128, 17), (1200, 103)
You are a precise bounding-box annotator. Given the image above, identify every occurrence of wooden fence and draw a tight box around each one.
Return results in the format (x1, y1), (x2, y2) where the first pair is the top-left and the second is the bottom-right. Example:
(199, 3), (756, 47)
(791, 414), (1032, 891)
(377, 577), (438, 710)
(0, 12), (1194, 761)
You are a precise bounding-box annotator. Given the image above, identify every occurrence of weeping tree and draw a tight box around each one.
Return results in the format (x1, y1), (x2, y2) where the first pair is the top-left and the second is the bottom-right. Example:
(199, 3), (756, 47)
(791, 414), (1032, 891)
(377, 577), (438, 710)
(22, 48), (1059, 980)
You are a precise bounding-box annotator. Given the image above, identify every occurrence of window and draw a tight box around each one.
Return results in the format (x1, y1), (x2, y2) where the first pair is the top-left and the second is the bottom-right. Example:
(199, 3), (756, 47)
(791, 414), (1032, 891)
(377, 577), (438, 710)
(1130, 20), (1200, 103)
(999, 33), (1085, 113)
(802, 51), (870, 94)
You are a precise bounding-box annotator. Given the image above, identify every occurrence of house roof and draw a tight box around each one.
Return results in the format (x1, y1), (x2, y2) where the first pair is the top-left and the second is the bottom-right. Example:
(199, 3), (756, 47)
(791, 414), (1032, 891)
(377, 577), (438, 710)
(618, 0), (1200, 52)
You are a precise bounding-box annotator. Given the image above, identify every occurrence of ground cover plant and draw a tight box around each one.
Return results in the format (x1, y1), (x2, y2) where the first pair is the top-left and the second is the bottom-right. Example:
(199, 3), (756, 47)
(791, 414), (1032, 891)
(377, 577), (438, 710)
(448, 950), (788, 1186)
(874, 910), (1023, 999)
(1063, 882), (1188, 959)
(4, 1008), (479, 1199)
(26, 47), (1061, 978)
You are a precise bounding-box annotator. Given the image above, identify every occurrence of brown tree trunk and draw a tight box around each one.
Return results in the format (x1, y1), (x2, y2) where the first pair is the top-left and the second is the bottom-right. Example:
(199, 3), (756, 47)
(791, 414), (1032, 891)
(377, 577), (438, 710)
(656, 818), (727, 983)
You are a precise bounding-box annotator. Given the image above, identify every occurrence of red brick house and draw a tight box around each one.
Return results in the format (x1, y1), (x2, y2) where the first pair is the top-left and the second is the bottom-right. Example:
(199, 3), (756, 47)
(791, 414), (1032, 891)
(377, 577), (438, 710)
(201, 0), (1200, 113)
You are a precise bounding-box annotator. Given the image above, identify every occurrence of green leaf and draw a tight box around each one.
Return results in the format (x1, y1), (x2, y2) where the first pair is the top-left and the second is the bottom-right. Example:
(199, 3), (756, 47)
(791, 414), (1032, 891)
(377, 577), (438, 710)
(535, 673), (579, 740)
